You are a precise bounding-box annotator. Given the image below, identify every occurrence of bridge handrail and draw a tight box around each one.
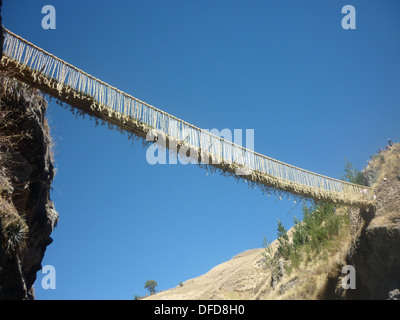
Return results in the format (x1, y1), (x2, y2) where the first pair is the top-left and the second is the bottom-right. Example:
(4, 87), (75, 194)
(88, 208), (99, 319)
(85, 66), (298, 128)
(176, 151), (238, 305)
(1, 27), (374, 202)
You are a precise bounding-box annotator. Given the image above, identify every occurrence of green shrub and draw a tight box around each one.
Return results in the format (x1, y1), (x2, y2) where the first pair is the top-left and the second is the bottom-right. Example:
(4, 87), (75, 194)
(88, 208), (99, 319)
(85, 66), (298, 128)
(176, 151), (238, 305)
(276, 219), (293, 260)
(274, 202), (348, 266)
(144, 280), (158, 295)
(342, 159), (367, 186)
(292, 217), (308, 249)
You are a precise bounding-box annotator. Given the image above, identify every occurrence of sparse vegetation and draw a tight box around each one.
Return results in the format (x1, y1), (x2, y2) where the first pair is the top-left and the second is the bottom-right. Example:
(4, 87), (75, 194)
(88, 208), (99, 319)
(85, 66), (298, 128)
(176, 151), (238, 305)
(342, 159), (367, 186)
(260, 201), (353, 298)
(133, 279), (159, 299)
(144, 279), (158, 295)
(276, 219), (292, 260)
(261, 159), (367, 279)
(264, 202), (349, 276)
(365, 143), (400, 186)
(262, 236), (274, 268)
(0, 87), (31, 255)
(3, 214), (28, 253)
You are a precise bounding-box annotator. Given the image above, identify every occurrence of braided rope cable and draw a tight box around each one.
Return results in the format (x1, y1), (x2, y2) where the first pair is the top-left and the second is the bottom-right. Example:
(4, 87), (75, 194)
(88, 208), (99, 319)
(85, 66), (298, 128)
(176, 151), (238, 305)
(0, 27), (375, 204)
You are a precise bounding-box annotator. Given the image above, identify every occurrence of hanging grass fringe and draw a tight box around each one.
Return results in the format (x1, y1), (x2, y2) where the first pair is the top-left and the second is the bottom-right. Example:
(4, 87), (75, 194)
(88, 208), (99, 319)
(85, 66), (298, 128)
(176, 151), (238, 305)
(0, 28), (376, 208)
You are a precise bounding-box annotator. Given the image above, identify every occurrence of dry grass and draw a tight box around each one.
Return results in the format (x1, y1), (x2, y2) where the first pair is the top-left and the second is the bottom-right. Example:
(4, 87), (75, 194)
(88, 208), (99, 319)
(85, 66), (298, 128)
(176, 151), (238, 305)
(368, 143), (400, 187)
(0, 195), (28, 254)
(261, 207), (353, 300)
(368, 143), (400, 229)
(0, 76), (33, 255)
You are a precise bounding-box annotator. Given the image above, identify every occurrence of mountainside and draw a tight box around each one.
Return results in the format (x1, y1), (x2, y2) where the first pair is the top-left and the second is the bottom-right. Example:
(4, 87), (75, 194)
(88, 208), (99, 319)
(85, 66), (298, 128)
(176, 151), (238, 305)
(145, 143), (400, 300)
(145, 248), (268, 300)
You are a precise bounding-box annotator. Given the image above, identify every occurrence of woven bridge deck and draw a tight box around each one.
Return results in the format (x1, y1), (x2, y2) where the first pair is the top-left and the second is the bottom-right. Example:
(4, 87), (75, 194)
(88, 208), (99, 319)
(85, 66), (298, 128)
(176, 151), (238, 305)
(0, 28), (375, 207)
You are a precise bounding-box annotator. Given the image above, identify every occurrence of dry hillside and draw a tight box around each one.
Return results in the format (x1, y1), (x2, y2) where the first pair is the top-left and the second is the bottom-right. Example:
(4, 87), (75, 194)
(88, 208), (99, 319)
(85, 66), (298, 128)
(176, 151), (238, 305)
(144, 142), (400, 300)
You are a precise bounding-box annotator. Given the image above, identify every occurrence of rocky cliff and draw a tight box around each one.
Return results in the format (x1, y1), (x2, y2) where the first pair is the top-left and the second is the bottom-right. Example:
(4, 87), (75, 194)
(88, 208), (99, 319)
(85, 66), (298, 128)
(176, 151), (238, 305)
(322, 143), (400, 299)
(0, 74), (58, 299)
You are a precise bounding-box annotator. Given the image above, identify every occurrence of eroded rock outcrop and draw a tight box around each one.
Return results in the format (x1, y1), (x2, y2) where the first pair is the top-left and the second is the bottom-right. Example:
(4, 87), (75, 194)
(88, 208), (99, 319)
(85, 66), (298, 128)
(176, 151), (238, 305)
(0, 75), (58, 299)
(322, 143), (400, 300)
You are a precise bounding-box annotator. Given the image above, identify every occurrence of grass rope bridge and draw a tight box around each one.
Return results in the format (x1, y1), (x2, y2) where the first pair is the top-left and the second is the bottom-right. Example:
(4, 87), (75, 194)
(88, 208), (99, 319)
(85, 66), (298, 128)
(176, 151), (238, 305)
(0, 27), (375, 207)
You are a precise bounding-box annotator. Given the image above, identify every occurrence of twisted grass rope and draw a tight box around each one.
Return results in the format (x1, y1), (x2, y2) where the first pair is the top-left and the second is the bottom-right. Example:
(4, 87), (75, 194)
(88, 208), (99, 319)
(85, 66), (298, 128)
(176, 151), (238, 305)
(1, 27), (375, 206)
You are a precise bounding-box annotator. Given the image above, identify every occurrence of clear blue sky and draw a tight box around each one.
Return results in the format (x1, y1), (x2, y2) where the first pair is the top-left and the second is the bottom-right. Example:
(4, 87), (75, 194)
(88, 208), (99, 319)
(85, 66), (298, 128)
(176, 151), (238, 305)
(3, 1), (400, 300)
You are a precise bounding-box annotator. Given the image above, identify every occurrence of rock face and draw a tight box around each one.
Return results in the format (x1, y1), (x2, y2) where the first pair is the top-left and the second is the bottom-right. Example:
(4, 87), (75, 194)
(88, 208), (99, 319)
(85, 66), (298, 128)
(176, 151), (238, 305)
(0, 75), (58, 299)
(344, 222), (400, 299)
(306, 144), (400, 300)
(327, 145), (400, 299)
